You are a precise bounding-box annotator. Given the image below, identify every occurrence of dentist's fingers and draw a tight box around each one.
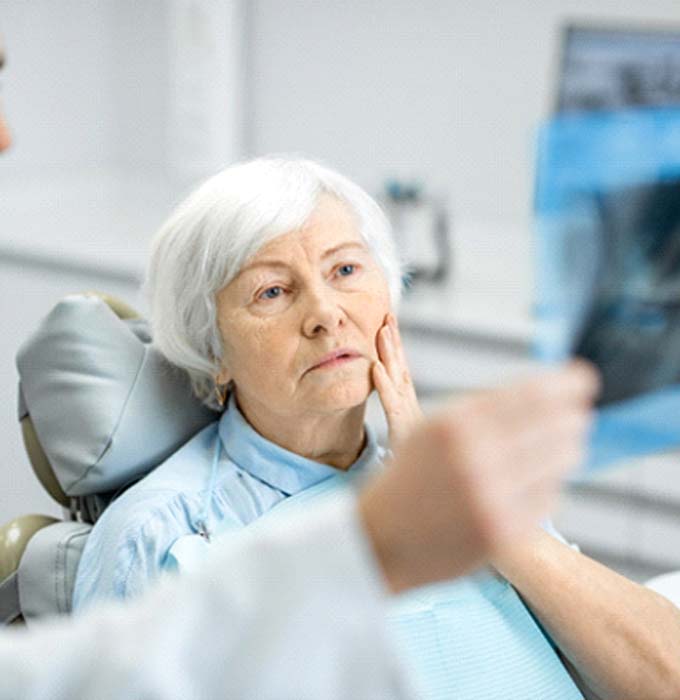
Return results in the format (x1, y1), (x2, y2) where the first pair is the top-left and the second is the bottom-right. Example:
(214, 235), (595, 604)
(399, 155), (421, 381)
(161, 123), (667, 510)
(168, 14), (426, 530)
(359, 360), (598, 594)
(492, 405), (592, 493)
(439, 361), (598, 478)
(492, 360), (600, 426)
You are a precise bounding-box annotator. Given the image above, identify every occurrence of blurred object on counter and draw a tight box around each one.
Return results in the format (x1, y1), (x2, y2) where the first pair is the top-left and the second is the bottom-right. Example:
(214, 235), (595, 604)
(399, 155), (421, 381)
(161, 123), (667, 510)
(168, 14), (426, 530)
(381, 180), (451, 287)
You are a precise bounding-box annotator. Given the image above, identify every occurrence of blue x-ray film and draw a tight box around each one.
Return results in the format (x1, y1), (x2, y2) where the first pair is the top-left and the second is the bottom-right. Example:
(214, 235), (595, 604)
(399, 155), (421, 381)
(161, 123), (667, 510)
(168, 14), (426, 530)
(534, 108), (680, 472)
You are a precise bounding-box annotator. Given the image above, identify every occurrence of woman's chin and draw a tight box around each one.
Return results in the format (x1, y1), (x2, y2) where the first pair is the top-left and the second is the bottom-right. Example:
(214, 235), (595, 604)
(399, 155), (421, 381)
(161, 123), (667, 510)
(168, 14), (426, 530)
(306, 377), (371, 412)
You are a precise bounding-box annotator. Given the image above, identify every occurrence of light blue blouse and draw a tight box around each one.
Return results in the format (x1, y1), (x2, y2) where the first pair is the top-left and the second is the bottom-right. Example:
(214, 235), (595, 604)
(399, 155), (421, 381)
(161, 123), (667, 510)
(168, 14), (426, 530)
(73, 394), (582, 699)
(72, 394), (381, 609)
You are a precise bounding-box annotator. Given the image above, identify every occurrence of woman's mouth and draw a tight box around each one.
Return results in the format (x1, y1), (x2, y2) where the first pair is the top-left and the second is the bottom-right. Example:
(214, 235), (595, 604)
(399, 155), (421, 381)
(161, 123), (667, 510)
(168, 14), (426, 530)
(309, 349), (361, 372)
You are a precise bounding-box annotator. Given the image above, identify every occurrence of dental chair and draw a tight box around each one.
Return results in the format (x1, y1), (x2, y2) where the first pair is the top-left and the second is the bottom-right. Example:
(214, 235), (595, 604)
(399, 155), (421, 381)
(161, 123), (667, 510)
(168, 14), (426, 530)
(2, 294), (680, 627)
(0, 293), (215, 625)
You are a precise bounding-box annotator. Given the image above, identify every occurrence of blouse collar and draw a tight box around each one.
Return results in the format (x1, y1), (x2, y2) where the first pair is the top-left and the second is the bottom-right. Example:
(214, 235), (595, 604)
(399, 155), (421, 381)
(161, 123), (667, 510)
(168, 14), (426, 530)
(217, 393), (380, 497)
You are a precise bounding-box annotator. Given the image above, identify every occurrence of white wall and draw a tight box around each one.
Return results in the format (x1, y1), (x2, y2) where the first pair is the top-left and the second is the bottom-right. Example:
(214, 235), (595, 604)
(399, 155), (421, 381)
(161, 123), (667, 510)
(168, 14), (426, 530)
(0, 0), (178, 176)
(246, 0), (680, 234)
(1, 0), (121, 173)
(0, 0), (247, 524)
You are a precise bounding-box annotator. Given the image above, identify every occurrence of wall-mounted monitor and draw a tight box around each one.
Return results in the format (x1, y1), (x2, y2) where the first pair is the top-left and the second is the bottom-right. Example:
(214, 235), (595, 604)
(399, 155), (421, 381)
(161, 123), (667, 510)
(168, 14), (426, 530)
(556, 24), (680, 113)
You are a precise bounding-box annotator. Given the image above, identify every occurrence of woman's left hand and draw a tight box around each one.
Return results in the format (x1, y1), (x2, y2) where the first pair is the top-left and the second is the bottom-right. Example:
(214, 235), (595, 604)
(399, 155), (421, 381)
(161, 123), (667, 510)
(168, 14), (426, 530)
(372, 313), (424, 447)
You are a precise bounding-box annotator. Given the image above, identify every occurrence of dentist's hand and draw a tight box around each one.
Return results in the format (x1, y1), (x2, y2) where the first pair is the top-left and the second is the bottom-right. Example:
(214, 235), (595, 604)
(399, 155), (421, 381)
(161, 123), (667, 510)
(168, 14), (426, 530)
(359, 360), (600, 594)
(372, 313), (424, 448)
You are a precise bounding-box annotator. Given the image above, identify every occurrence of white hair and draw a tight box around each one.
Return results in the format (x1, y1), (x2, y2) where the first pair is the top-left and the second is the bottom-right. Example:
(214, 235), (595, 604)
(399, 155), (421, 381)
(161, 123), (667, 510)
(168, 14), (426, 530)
(144, 156), (403, 410)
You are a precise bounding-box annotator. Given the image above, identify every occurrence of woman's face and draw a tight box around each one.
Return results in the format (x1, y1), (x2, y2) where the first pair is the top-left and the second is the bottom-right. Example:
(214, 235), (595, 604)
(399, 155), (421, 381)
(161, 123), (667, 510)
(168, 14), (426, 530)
(216, 196), (391, 420)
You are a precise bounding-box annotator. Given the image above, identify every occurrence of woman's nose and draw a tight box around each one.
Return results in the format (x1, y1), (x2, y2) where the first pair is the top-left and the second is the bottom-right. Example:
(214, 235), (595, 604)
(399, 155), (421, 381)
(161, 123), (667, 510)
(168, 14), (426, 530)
(301, 288), (346, 337)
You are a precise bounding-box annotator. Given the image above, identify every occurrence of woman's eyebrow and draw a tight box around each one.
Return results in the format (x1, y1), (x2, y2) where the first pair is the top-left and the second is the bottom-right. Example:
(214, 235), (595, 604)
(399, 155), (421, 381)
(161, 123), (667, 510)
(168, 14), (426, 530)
(321, 241), (367, 259)
(241, 241), (367, 274)
(239, 259), (290, 275)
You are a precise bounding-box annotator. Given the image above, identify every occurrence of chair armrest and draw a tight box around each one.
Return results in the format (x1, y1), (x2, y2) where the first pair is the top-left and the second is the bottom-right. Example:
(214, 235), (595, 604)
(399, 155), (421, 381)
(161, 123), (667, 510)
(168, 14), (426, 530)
(0, 514), (59, 624)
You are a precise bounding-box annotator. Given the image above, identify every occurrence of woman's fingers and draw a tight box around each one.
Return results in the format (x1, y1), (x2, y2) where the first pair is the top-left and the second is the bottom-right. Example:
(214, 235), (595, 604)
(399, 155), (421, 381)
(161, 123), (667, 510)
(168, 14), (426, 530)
(376, 314), (415, 389)
(387, 313), (409, 367)
(372, 361), (399, 413)
(377, 321), (399, 380)
(373, 314), (424, 446)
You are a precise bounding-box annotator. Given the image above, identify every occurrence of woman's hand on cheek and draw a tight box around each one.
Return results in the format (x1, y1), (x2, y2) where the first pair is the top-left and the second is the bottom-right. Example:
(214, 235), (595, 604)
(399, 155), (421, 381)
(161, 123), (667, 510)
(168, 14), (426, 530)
(372, 313), (424, 448)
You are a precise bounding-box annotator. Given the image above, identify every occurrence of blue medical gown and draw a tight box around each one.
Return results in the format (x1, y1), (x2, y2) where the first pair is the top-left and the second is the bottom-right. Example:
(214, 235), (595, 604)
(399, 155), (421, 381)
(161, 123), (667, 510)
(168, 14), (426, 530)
(73, 395), (582, 699)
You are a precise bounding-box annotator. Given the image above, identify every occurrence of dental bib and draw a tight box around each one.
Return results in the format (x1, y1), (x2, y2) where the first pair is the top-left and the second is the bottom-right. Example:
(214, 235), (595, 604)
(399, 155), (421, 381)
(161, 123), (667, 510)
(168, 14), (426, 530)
(387, 573), (582, 699)
(169, 466), (583, 700)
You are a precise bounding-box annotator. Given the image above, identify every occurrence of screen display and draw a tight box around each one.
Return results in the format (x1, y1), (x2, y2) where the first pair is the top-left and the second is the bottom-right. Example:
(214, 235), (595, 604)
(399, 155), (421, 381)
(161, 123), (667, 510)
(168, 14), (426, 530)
(557, 25), (680, 112)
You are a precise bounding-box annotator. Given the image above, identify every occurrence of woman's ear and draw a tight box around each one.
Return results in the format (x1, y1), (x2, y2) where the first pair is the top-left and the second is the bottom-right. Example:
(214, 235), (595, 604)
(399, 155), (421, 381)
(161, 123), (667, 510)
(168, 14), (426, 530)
(215, 366), (231, 385)
(214, 367), (232, 409)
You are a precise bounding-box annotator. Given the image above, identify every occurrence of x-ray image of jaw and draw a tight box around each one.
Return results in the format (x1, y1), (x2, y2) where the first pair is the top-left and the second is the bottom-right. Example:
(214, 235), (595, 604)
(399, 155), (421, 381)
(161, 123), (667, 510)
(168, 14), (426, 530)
(534, 108), (680, 469)
(572, 177), (680, 406)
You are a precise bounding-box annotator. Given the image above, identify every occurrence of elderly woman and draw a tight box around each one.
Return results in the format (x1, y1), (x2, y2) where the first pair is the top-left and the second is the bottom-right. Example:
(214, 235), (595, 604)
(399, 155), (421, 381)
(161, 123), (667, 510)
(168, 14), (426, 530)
(73, 158), (680, 699)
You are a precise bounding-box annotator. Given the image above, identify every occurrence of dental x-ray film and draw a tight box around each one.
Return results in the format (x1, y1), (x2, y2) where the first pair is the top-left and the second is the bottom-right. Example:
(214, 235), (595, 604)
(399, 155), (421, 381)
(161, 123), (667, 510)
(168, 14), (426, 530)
(534, 108), (680, 472)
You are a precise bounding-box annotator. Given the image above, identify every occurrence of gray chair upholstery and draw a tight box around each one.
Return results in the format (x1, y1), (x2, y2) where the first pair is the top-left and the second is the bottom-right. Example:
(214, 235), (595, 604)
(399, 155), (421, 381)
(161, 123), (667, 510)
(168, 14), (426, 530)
(1, 292), (216, 625)
(0, 514), (58, 624)
(18, 521), (92, 620)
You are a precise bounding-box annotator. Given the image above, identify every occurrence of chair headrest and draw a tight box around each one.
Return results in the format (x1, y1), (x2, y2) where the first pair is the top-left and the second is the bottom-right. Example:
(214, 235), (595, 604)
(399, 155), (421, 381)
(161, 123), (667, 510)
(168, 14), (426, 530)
(16, 294), (216, 498)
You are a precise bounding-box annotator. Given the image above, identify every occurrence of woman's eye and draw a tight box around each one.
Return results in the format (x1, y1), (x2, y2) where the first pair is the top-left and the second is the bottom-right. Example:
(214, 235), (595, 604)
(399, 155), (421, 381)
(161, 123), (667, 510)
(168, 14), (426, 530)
(259, 286), (284, 300)
(337, 263), (356, 277)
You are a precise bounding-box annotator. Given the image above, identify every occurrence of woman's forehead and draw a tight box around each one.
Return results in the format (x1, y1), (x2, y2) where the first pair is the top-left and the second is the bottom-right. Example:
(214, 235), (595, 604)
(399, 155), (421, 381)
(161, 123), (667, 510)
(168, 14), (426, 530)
(242, 235), (369, 280)
(249, 200), (365, 263)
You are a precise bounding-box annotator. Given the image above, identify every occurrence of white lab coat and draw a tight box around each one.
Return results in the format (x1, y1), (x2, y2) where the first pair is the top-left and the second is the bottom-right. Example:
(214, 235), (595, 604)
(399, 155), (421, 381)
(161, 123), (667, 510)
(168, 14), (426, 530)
(1, 493), (416, 699)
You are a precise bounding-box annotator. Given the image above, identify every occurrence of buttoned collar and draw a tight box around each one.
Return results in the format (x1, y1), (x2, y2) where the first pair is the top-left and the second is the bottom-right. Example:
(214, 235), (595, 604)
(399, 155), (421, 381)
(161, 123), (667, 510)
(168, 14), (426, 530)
(218, 393), (380, 496)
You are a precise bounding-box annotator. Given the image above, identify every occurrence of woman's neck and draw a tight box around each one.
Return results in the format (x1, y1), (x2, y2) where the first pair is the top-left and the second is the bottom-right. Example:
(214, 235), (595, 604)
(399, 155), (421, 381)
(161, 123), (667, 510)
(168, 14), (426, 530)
(233, 393), (367, 471)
